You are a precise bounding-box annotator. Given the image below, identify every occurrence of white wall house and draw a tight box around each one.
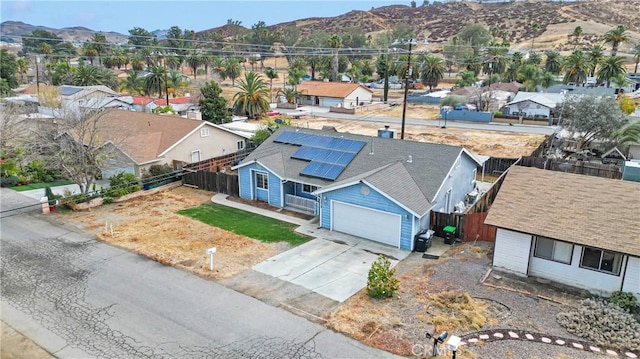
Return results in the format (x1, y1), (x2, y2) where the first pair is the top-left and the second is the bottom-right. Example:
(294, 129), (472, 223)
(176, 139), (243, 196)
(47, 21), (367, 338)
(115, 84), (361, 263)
(503, 92), (565, 118)
(296, 82), (373, 108)
(485, 166), (640, 300)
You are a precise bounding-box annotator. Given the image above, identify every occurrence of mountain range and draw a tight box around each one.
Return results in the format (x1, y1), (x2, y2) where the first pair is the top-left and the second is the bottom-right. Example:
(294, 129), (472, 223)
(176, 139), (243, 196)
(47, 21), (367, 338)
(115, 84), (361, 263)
(1, 0), (638, 52)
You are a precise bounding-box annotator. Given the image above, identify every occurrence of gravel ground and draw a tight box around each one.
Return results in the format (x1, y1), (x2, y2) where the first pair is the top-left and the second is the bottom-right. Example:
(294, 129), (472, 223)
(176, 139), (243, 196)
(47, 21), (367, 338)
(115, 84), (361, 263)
(392, 242), (607, 358)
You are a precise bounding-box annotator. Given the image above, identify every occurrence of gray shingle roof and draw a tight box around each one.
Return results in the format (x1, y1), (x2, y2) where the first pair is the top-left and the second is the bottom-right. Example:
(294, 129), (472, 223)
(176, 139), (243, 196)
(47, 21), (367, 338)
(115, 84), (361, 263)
(242, 126), (467, 214)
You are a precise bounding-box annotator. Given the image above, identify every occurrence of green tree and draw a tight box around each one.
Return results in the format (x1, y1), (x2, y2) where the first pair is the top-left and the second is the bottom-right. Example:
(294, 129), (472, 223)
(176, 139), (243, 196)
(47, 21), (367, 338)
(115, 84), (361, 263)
(420, 55), (445, 91)
(167, 70), (188, 97)
(603, 25), (630, 56)
(16, 57), (29, 83)
(530, 22), (540, 51)
(518, 64), (541, 91)
(457, 23), (491, 55)
(143, 65), (166, 97)
(120, 69), (144, 95)
(587, 45), (605, 77)
(455, 71), (477, 88)
(263, 67), (278, 102)
(611, 73), (628, 90)
(276, 87), (303, 105)
(544, 50), (564, 75)
(0, 78), (12, 97)
(367, 255), (400, 299)
(572, 26), (583, 50)
(563, 50), (591, 85)
(596, 56), (626, 88)
(559, 95), (629, 149)
(198, 80), (231, 124)
(21, 29), (61, 55)
(91, 33), (107, 66)
(0, 49), (19, 89)
(633, 44), (640, 74)
(128, 27), (157, 48)
(72, 65), (105, 86)
(611, 120), (640, 144)
(327, 35), (343, 82)
(233, 72), (270, 119)
(186, 52), (201, 79)
(225, 58), (241, 85)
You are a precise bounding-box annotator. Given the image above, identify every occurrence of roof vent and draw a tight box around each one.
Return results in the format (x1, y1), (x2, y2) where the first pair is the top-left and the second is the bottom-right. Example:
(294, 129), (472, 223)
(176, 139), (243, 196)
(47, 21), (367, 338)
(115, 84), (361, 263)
(407, 155), (413, 163)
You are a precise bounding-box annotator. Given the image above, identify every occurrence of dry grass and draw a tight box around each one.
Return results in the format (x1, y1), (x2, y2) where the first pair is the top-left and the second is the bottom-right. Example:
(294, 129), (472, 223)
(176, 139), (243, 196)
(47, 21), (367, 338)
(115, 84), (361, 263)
(427, 292), (488, 334)
(58, 186), (283, 279)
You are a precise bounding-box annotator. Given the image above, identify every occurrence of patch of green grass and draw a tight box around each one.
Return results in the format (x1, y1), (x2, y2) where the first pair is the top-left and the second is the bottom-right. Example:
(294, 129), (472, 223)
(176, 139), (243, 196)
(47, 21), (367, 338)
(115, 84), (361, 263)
(11, 180), (75, 192)
(178, 203), (312, 246)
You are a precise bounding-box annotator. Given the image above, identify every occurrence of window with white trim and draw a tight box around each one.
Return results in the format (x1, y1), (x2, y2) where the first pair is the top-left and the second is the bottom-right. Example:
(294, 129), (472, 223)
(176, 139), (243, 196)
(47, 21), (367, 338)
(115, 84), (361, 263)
(533, 236), (572, 264)
(200, 128), (210, 137)
(302, 184), (318, 193)
(191, 150), (201, 162)
(256, 172), (268, 190)
(237, 140), (245, 150)
(580, 247), (622, 275)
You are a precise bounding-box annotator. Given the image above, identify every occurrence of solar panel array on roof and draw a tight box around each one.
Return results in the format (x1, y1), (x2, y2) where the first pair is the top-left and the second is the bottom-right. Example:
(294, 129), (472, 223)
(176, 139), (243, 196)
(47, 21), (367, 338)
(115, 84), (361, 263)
(274, 131), (365, 181)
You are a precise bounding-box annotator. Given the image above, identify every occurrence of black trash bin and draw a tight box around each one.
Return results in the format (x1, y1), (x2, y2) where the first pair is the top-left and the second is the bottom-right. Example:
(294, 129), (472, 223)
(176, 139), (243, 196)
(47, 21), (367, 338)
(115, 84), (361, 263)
(414, 229), (434, 252)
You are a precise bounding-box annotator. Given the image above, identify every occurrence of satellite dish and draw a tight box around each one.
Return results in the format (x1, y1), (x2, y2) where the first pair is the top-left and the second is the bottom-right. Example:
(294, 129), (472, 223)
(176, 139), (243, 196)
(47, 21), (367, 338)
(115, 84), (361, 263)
(558, 162), (572, 172)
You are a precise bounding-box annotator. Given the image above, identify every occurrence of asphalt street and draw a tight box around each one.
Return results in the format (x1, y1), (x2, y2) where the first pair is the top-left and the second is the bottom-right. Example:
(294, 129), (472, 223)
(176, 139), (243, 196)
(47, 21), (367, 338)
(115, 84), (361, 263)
(0, 190), (401, 359)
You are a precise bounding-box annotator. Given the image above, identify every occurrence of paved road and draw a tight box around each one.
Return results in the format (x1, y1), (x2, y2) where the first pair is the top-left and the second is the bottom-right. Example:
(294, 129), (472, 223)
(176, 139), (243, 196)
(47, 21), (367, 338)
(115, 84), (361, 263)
(279, 107), (557, 135)
(0, 206), (401, 358)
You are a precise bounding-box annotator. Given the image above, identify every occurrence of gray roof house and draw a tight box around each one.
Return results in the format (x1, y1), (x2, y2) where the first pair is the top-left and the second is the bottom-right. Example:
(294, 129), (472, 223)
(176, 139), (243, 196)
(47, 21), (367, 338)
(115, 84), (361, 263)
(233, 127), (481, 250)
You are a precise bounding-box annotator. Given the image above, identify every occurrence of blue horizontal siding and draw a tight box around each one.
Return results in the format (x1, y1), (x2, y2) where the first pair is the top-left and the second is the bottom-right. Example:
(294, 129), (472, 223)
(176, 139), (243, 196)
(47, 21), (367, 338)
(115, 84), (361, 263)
(320, 182), (414, 250)
(238, 163), (283, 207)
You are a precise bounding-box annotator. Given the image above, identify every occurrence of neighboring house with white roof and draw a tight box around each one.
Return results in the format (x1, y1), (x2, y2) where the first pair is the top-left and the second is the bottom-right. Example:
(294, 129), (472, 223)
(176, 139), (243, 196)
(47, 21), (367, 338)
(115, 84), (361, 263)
(503, 92), (565, 118)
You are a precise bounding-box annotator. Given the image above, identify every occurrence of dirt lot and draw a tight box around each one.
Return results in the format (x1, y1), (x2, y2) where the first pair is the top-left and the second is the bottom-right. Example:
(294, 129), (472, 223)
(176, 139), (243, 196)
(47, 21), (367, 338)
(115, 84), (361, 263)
(1, 321), (53, 359)
(56, 186), (289, 280)
(291, 110), (546, 158)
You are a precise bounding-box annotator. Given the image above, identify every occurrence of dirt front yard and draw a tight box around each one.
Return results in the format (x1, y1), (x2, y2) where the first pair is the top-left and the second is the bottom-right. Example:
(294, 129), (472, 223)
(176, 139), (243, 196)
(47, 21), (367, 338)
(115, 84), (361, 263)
(56, 186), (288, 279)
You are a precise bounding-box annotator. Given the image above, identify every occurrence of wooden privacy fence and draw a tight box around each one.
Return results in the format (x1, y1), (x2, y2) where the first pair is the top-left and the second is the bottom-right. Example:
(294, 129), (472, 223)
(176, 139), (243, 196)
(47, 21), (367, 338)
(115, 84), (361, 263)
(174, 147), (256, 172)
(430, 211), (497, 243)
(517, 156), (622, 179)
(182, 171), (239, 195)
(480, 157), (519, 177)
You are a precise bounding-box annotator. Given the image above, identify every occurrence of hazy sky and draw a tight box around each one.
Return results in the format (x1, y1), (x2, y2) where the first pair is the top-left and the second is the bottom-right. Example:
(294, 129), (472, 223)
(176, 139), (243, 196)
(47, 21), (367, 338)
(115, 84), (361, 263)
(1, 0), (407, 34)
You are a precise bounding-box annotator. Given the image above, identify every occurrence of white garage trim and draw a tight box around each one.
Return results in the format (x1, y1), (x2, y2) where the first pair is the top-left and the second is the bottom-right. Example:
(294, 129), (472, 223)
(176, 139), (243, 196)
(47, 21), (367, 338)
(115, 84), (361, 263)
(331, 201), (401, 248)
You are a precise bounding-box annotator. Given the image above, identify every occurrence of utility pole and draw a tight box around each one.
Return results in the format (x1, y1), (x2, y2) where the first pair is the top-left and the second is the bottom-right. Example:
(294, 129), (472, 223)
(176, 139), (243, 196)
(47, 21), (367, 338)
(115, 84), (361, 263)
(162, 55), (169, 105)
(398, 38), (417, 140)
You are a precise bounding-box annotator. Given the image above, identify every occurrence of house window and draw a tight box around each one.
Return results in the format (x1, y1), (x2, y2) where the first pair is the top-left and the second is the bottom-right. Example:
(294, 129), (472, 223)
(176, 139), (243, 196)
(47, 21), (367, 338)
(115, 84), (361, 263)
(580, 247), (622, 275)
(200, 128), (210, 137)
(302, 184), (318, 193)
(256, 172), (268, 190)
(533, 236), (572, 264)
(237, 140), (245, 150)
(191, 150), (201, 162)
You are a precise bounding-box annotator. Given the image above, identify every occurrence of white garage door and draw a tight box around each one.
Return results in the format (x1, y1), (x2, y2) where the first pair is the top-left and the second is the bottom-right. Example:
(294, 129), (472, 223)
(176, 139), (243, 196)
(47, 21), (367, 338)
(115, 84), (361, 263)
(332, 201), (401, 247)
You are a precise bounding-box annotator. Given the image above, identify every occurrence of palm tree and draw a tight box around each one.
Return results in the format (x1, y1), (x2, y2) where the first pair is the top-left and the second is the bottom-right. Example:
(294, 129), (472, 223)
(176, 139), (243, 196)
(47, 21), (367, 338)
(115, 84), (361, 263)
(596, 56), (626, 88)
(212, 57), (227, 81)
(232, 72), (270, 119)
(72, 65), (105, 86)
(276, 87), (303, 105)
(539, 71), (555, 90)
(165, 54), (182, 71)
(571, 26), (583, 50)
(225, 58), (241, 86)
(186, 52), (201, 79)
(611, 73), (628, 90)
(16, 58), (29, 83)
(530, 22), (540, 52)
(464, 53), (483, 76)
(633, 44), (640, 74)
(603, 25), (630, 56)
(563, 50), (591, 85)
(544, 50), (563, 75)
(120, 69), (144, 95)
(420, 55), (445, 91)
(91, 33), (106, 66)
(82, 45), (97, 65)
(455, 71), (477, 88)
(611, 121), (640, 146)
(263, 67), (278, 102)
(143, 65), (166, 97)
(327, 34), (342, 82)
(167, 70), (188, 97)
(518, 64), (541, 91)
(587, 45), (605, 77)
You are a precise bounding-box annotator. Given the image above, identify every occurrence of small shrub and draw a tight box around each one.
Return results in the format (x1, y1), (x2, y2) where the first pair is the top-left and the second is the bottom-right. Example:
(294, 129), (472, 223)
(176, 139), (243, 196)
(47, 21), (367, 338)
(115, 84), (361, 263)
(103, 196), (114, 204)
(367, 254), (400, 299)
(610, 291), (638, 312)
(44, 186), (56, 205)
(0, 176), (18, 187)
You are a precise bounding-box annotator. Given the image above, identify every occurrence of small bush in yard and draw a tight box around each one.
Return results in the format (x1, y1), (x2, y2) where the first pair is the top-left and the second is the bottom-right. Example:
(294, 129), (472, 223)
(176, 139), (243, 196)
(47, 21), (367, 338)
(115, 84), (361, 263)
(367, 255), (400, 299)
(610, 291), (638, 312)
(556, 298), (640, 351)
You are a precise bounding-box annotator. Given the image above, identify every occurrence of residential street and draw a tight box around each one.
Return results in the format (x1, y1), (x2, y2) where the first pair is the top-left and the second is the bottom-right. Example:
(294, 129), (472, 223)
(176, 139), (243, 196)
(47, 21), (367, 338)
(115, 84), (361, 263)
(0, 192), (401, 359)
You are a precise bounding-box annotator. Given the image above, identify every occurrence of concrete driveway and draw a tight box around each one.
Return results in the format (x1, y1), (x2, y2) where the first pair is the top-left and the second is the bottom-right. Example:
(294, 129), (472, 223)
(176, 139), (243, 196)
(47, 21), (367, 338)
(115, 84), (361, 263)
(252, 226), (410, 302)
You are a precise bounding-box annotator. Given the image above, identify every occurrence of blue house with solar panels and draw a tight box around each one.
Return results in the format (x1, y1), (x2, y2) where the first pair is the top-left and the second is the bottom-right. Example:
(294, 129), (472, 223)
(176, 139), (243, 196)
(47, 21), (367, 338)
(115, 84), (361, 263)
(233, 127), (481, 251)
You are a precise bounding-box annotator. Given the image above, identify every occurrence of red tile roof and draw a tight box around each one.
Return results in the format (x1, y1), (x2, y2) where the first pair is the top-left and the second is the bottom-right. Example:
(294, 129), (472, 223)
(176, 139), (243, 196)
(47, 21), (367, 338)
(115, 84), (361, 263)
(131, 96), (154, 105)
(296, 81), (372, 98)
(153, 97), (194, 106)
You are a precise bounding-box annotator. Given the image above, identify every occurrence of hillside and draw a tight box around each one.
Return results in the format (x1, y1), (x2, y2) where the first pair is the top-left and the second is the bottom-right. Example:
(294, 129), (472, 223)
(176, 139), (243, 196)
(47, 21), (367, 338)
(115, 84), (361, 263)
(2, 0), (639, 55)
(0, 21), (129, 44)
